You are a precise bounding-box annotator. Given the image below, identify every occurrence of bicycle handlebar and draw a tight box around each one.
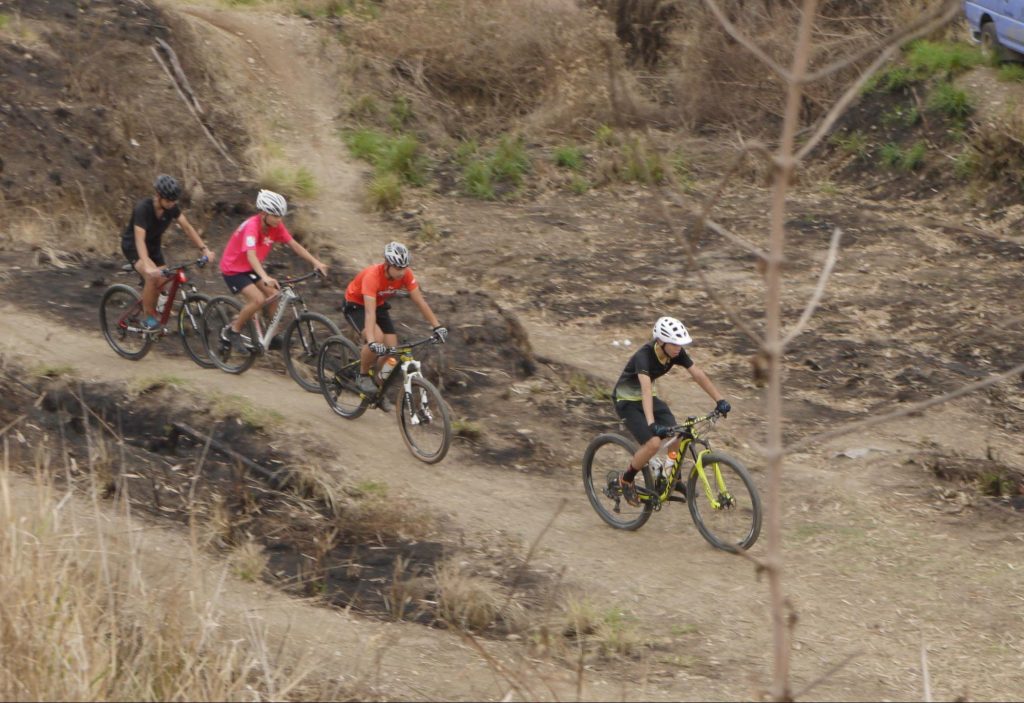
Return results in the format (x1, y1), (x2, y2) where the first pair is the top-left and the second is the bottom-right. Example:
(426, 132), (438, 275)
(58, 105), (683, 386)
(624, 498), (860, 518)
(668, 410), (724, 435)
(160, 255), (208, 277)
(278, 270), (322, 286)
(383, 335), (442, 354)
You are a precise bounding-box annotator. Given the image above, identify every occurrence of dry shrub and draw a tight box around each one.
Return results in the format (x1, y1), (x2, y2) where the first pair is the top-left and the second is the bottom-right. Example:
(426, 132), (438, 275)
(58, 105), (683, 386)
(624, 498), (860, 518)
(0, 464), (306, 700)
(646, 0), (959, 131)
(349, 0), (620, 136)
(966, 111), (1024, 192)
(434, 559), (505, 631)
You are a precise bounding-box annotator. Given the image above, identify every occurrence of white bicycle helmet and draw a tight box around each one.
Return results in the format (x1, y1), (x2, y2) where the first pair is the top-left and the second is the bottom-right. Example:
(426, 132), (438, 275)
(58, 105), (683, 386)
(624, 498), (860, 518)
(653, 316), (692, 346)
(383, 241), (410, 268)
(255, 189), (288, 217)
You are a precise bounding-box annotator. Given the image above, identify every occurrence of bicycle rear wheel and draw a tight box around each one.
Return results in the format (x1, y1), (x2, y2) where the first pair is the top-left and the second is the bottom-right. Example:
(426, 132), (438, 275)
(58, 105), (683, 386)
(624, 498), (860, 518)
(99, 284), (153, 361)
(177, 293), (214, 368)
(200, 296), (257, 374)
(317, 335), (367, 419)
(582, 433), (653, 530)
(396, 376), (451, 464)
(686, 451), (762, 552)
(283, 312), (340, 392)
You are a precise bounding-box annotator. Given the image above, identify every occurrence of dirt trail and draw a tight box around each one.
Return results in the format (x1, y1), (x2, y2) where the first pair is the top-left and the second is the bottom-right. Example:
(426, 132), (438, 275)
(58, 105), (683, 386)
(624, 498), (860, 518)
(7, 4), (1022, 699)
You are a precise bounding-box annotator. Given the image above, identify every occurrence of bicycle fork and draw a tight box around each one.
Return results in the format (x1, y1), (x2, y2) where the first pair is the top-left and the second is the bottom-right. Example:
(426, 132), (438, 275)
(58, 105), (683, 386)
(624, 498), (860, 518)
(399, 361), (433, 424)
(693, 451), (734, 510)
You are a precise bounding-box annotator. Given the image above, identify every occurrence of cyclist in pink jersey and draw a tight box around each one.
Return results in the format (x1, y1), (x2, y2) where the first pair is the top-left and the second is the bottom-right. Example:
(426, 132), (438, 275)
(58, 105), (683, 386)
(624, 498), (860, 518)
(342, 241), (447, 411)
(217, 190), (327, 351)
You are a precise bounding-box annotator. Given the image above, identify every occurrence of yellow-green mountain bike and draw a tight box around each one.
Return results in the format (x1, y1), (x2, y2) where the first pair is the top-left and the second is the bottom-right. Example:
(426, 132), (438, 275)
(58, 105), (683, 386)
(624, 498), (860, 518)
(582, 411), (762, 552)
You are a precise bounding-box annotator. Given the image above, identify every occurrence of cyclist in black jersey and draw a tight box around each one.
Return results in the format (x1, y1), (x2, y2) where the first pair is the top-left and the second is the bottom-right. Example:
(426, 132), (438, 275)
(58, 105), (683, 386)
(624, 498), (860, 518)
(121, 174), (214, 330)
(612, 316), (732, 506)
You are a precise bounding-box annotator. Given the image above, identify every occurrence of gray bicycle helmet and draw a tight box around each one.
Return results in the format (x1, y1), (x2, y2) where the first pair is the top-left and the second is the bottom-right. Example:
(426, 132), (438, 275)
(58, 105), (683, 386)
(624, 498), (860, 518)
(255, 189), (288, 217)
(154, 174), (181, 200)
(383, 241), (411, 268)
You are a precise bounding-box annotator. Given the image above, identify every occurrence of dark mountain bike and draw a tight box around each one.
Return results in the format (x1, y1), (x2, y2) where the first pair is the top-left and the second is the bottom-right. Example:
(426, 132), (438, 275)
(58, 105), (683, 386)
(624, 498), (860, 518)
(316, 334), (451, 463)
(582, 411), (762, 552)
(99, 256), (212, 367)
(199, 270), (340, 392)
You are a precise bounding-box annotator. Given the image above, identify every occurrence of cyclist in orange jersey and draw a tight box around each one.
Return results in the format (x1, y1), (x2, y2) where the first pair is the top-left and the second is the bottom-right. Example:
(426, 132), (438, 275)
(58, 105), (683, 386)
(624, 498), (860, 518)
(342, 241), (447, 411)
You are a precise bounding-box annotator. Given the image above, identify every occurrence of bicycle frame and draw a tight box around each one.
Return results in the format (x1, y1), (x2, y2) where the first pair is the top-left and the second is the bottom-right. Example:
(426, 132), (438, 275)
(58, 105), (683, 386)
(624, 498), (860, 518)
(379, 346), (430, 420)
(641, 414), (734, 510)
(244, 271), (320, 352)
(249, 285), (300, 351)
(118, 260), (202, 334)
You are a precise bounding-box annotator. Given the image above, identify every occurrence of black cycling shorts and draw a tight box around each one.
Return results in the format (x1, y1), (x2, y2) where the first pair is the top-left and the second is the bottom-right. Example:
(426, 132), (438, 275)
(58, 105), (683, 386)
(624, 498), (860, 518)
(614, 395), (676, 445)
(343, 301), (395, 336)
(222, 271), (260, 294)
(122, 244), (165, 268)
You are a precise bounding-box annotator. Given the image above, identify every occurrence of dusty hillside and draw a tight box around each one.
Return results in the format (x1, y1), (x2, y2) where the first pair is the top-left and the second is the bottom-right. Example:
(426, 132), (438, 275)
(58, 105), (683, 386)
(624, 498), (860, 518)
(1, 1), (1023, 701)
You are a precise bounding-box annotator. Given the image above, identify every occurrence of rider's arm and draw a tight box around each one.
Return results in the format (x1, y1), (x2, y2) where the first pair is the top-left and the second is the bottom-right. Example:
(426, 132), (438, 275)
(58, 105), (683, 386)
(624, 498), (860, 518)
(361, 295), (381, 344)
(176, 213), (214, 262)
(246, 249), (275, 287)
(286, 239), (327, 276)
(133, 225), (156, 273)
(408, 287), (440, 328)
(686, 364), (725, 403)
(639, 373), (656, 425)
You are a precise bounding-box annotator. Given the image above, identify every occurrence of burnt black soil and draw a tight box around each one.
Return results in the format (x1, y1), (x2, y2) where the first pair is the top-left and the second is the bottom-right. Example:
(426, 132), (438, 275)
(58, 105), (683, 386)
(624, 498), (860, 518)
(0, 366), (562, 631)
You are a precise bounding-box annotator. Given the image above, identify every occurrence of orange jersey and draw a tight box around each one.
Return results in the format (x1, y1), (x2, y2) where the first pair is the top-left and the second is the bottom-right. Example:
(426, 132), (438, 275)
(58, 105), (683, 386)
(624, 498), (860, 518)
(344, 263), (418, 306)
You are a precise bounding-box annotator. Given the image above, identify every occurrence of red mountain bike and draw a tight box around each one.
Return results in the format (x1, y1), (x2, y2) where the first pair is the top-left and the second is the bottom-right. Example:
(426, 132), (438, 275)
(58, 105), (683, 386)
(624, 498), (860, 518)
(99, 256), (212, 367)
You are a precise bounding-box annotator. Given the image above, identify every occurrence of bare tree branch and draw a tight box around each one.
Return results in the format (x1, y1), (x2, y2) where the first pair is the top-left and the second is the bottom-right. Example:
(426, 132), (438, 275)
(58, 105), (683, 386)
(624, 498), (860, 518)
(790, 360), (1024, 453)
(791, 649), (864, 700)
(657, 195), (765, 347)
(703, 217), (769, 262)
(702, 0), (792, 82)
(780, 227), (842, 348)
(796, 3), (961, 161)
(803, 0), (961, 83)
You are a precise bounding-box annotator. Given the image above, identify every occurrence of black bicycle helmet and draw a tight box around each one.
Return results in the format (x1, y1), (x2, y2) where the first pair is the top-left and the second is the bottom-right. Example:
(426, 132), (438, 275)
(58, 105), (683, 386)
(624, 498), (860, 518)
(154, 174), (181, 201)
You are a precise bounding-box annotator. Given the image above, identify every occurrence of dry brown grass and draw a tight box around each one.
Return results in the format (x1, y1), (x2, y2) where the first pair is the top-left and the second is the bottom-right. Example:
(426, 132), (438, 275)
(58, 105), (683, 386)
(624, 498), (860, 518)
(346, 0), (620, 137)
(0, 461), (308, 700)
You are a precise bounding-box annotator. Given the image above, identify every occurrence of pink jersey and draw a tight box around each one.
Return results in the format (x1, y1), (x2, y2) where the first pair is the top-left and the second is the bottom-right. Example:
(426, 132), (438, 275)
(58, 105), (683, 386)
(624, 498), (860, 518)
(219, 215), (293, 275)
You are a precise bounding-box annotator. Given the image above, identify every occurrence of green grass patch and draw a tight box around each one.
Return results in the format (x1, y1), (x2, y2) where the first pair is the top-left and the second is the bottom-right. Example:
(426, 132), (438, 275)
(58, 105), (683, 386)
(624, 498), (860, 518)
(997, 63), (1024, 82)
(865, 66), (913, 93)
(354, 480), (389, 497)
(343, 129), (426, 185)
(830, 130), (871, 160)
(927, 81), (974, 120)
(491, 135), (530, 186)
(569, 174), (591, 195)
(344, 128), (389, 162)
(389, 96), (413, 130)
(553, 145), (584, 171)
(367, 172), (403, 211)
(259, 163), (317, 198)
(905, 40), (981, 77)
(620, 139), (667, 184)
(459, 135), (531, 199)
(462, 159), (495, 199)
(0, 13), (10, 30)
(879, 141), (926, 171)
(452, 419), (483, 440)
(595, 124), (615, 146)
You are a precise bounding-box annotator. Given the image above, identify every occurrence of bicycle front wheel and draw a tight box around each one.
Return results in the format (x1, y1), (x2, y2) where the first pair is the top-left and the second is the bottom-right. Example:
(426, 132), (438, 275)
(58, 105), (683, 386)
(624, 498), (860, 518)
(99, 284), (153, 361)
(686, 451), (762, 552)
(178, 293), (215, 368)
(200, 296), (257, 375)
(283, 312), (340, 392)
(582, 433), (653, 530)
(396, 376), (451, 464)
(317, 335), (367, 419)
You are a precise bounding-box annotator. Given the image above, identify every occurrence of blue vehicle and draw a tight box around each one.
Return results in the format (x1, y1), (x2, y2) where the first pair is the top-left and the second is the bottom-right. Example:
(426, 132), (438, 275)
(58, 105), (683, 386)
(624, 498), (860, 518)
(964, 1), (1024, 61)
